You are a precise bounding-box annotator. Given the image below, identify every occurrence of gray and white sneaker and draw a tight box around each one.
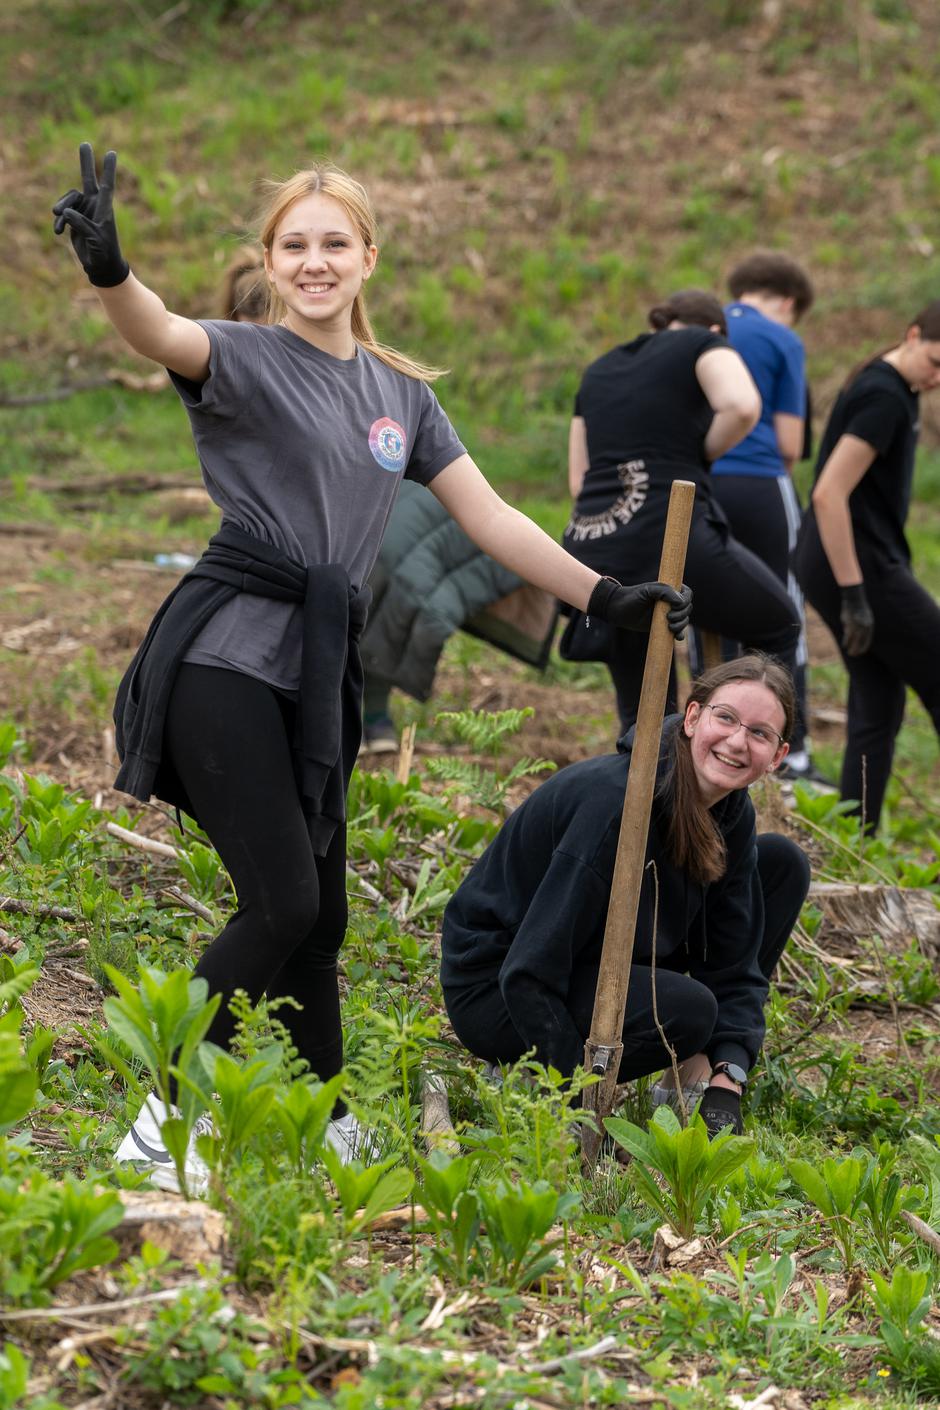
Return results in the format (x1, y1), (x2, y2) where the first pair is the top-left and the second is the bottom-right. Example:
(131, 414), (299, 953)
(323, 1111), (377, 1166)
(114, 1093), (213, 1196)
(650, 1080), (708, 1114)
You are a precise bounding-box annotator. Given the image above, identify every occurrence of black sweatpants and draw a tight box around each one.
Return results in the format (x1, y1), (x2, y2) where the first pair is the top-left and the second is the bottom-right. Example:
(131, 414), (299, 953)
(164, 664), (349, 1096)
(444, 833), (809, 1082)
(796, 547), (940, 831)
(689, 475), (810, 754)
(608, 511), (801, 733)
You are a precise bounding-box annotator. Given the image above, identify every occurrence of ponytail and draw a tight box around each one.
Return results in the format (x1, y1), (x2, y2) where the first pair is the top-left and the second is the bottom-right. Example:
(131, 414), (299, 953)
(647, 288), (727, 336)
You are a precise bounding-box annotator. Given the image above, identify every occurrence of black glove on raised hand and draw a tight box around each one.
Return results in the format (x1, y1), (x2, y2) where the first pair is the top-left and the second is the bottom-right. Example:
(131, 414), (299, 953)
(839, 583), (874, 657)
(698, 1085), (744, 1138)
(52, 143), (129, 288)
(586, 576), (693, 640)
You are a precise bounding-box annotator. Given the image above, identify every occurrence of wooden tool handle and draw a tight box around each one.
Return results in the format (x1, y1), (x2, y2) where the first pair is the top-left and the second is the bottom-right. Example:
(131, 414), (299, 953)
(581, 479), (696, 1168)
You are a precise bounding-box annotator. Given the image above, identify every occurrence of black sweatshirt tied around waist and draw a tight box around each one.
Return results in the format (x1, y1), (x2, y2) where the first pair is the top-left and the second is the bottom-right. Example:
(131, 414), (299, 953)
(113, 523), (371, 854)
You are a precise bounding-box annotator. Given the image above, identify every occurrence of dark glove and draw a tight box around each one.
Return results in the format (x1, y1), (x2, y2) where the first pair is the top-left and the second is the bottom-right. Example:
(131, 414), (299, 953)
(587, 576), (693, 640)
(839, 583), (874, 657)
(52, 143), (129, 288)
(698, 1085), (743, 1138)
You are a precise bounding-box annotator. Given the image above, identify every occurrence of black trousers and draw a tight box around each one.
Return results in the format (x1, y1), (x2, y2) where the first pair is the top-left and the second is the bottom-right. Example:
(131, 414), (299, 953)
(796, 546), (940, 831)
(607, 510), (801, 733)
(164, 664), (348, 1100)
(688, 475), (810, 754)
(443, 834), (810, 1082)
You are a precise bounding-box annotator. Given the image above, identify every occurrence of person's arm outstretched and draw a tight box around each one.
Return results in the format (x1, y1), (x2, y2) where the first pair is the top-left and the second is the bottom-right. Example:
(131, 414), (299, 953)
(429, 453), (692, 629)
(53, 143), (210, 383)
(696, 347), (761, 462)
(811, 433), (877, 655)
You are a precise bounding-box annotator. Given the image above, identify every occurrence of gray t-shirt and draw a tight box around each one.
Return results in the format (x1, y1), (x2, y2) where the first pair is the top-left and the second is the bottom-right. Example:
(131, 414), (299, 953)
(168, 320), (465, 691)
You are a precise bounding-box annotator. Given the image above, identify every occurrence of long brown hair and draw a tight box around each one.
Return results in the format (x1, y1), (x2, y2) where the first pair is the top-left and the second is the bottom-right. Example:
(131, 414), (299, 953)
(663, 654), (795, 885)
(257, 163), (444, 382)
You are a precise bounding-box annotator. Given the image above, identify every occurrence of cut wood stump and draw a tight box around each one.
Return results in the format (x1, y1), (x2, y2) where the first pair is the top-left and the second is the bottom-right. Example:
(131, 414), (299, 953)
(114, 1188), (225, 1265)
(808, 882), (940, 958)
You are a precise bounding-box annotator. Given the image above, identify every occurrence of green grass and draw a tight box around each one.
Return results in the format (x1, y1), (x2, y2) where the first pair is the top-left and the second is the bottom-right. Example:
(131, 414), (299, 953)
(2, 4), (940, 1405)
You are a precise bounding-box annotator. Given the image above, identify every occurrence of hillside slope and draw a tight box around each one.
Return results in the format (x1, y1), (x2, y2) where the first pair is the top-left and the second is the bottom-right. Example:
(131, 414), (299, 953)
(4, 0), (940, 455)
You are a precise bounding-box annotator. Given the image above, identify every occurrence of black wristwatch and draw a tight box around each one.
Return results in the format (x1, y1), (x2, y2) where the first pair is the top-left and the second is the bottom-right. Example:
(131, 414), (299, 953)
(711, 1061), (748, 1088)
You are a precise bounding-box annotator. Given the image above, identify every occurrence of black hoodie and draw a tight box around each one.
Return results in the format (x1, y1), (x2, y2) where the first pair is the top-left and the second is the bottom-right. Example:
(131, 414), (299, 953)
(440, 719), (767, 1077)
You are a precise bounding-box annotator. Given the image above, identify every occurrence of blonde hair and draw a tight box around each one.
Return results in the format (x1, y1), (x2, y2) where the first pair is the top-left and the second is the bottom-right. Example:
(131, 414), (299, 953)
(257, 163), (444, 382)
(219, 245), (267, 323)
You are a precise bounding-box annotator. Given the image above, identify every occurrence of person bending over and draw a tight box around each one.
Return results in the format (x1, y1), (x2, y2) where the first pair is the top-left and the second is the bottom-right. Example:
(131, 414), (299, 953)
(441, 655), (810, 1137)
(561, 289), (801, 734)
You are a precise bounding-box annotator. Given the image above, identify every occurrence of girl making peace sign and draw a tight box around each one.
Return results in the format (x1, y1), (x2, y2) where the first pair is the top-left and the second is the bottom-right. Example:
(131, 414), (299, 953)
(53, 144), (691, 1187)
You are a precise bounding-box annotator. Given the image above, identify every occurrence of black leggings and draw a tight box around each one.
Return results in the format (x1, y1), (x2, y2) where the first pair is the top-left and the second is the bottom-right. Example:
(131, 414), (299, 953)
(608, 511), (801, 733)
(164, 664), (348, 1094)
(444, 834), (810, 1082)
(796, 547), (940, 831)
(689, 475), (810, 754)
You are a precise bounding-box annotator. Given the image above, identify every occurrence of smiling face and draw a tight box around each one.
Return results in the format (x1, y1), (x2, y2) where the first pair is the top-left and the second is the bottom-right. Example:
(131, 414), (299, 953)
(264, 191), (377, 341)
(683, 680), (789, 806)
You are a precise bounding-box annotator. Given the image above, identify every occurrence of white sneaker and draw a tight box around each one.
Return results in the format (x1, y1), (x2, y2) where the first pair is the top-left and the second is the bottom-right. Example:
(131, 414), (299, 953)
(323, 1111), (376, 1166)
(114, 1093), (213, 1196)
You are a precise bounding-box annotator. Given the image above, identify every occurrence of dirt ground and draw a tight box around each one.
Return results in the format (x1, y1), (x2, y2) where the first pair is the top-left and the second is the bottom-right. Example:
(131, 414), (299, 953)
(3, 517), (938, 1075)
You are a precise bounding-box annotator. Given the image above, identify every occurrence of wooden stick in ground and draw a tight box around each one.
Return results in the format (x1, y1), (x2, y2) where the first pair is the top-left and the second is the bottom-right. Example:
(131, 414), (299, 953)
(581, 479), (696, 1171)
(700, 629), (723, 672)
(397, 721), (417, 784)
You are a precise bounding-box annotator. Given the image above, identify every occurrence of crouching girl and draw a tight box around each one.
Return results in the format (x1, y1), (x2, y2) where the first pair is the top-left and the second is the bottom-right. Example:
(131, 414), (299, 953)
(440, 655), (810, 1135)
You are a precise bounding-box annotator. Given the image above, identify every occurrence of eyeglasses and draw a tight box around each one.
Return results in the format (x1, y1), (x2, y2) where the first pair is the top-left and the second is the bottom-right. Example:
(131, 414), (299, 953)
(702, 703), (784, 751)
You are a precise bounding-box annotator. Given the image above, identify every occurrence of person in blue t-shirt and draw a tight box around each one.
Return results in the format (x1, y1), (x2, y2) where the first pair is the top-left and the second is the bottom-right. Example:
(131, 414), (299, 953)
(691, 253), (821, 781)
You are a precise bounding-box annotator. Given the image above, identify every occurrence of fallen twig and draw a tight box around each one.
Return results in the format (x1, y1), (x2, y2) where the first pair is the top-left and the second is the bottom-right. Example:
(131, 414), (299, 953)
(346, 868), (383, 903)
(0, 896), (79, 922)
(159, 885), (214, 923)
(524, 1333), (620, 1374)
(901, 1209), (940, 1258)
(0, 1282), (206, 1323)
(104, 822), (178, 859)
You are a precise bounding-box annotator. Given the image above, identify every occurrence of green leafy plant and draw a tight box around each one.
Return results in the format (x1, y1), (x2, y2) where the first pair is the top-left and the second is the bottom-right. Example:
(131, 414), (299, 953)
(788, 1153), (866, 1268)
(0, 1167), (123, 1305)
(427, 706), (556, 814)
(605, 1106), (754, 1239)
(477, 1176), (579, 1288)
(416, 1151), (578, 1290)
(870, 1265), (940, 1394)
(323, 1152), (414, 1240)
(268, 1073), (345, 1178)
(101, 964), (220, 1197)
(0, 953), (40, 1134)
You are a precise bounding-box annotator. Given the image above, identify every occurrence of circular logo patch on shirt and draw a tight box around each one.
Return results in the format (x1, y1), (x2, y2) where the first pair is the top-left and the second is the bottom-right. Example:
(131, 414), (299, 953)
(368, 417), (407, 472)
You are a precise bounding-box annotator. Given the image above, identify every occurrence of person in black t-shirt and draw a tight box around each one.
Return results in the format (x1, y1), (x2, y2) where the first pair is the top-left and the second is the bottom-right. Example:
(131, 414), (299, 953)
(794, 302), (940, 832)
(563, 290), (802, 732)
